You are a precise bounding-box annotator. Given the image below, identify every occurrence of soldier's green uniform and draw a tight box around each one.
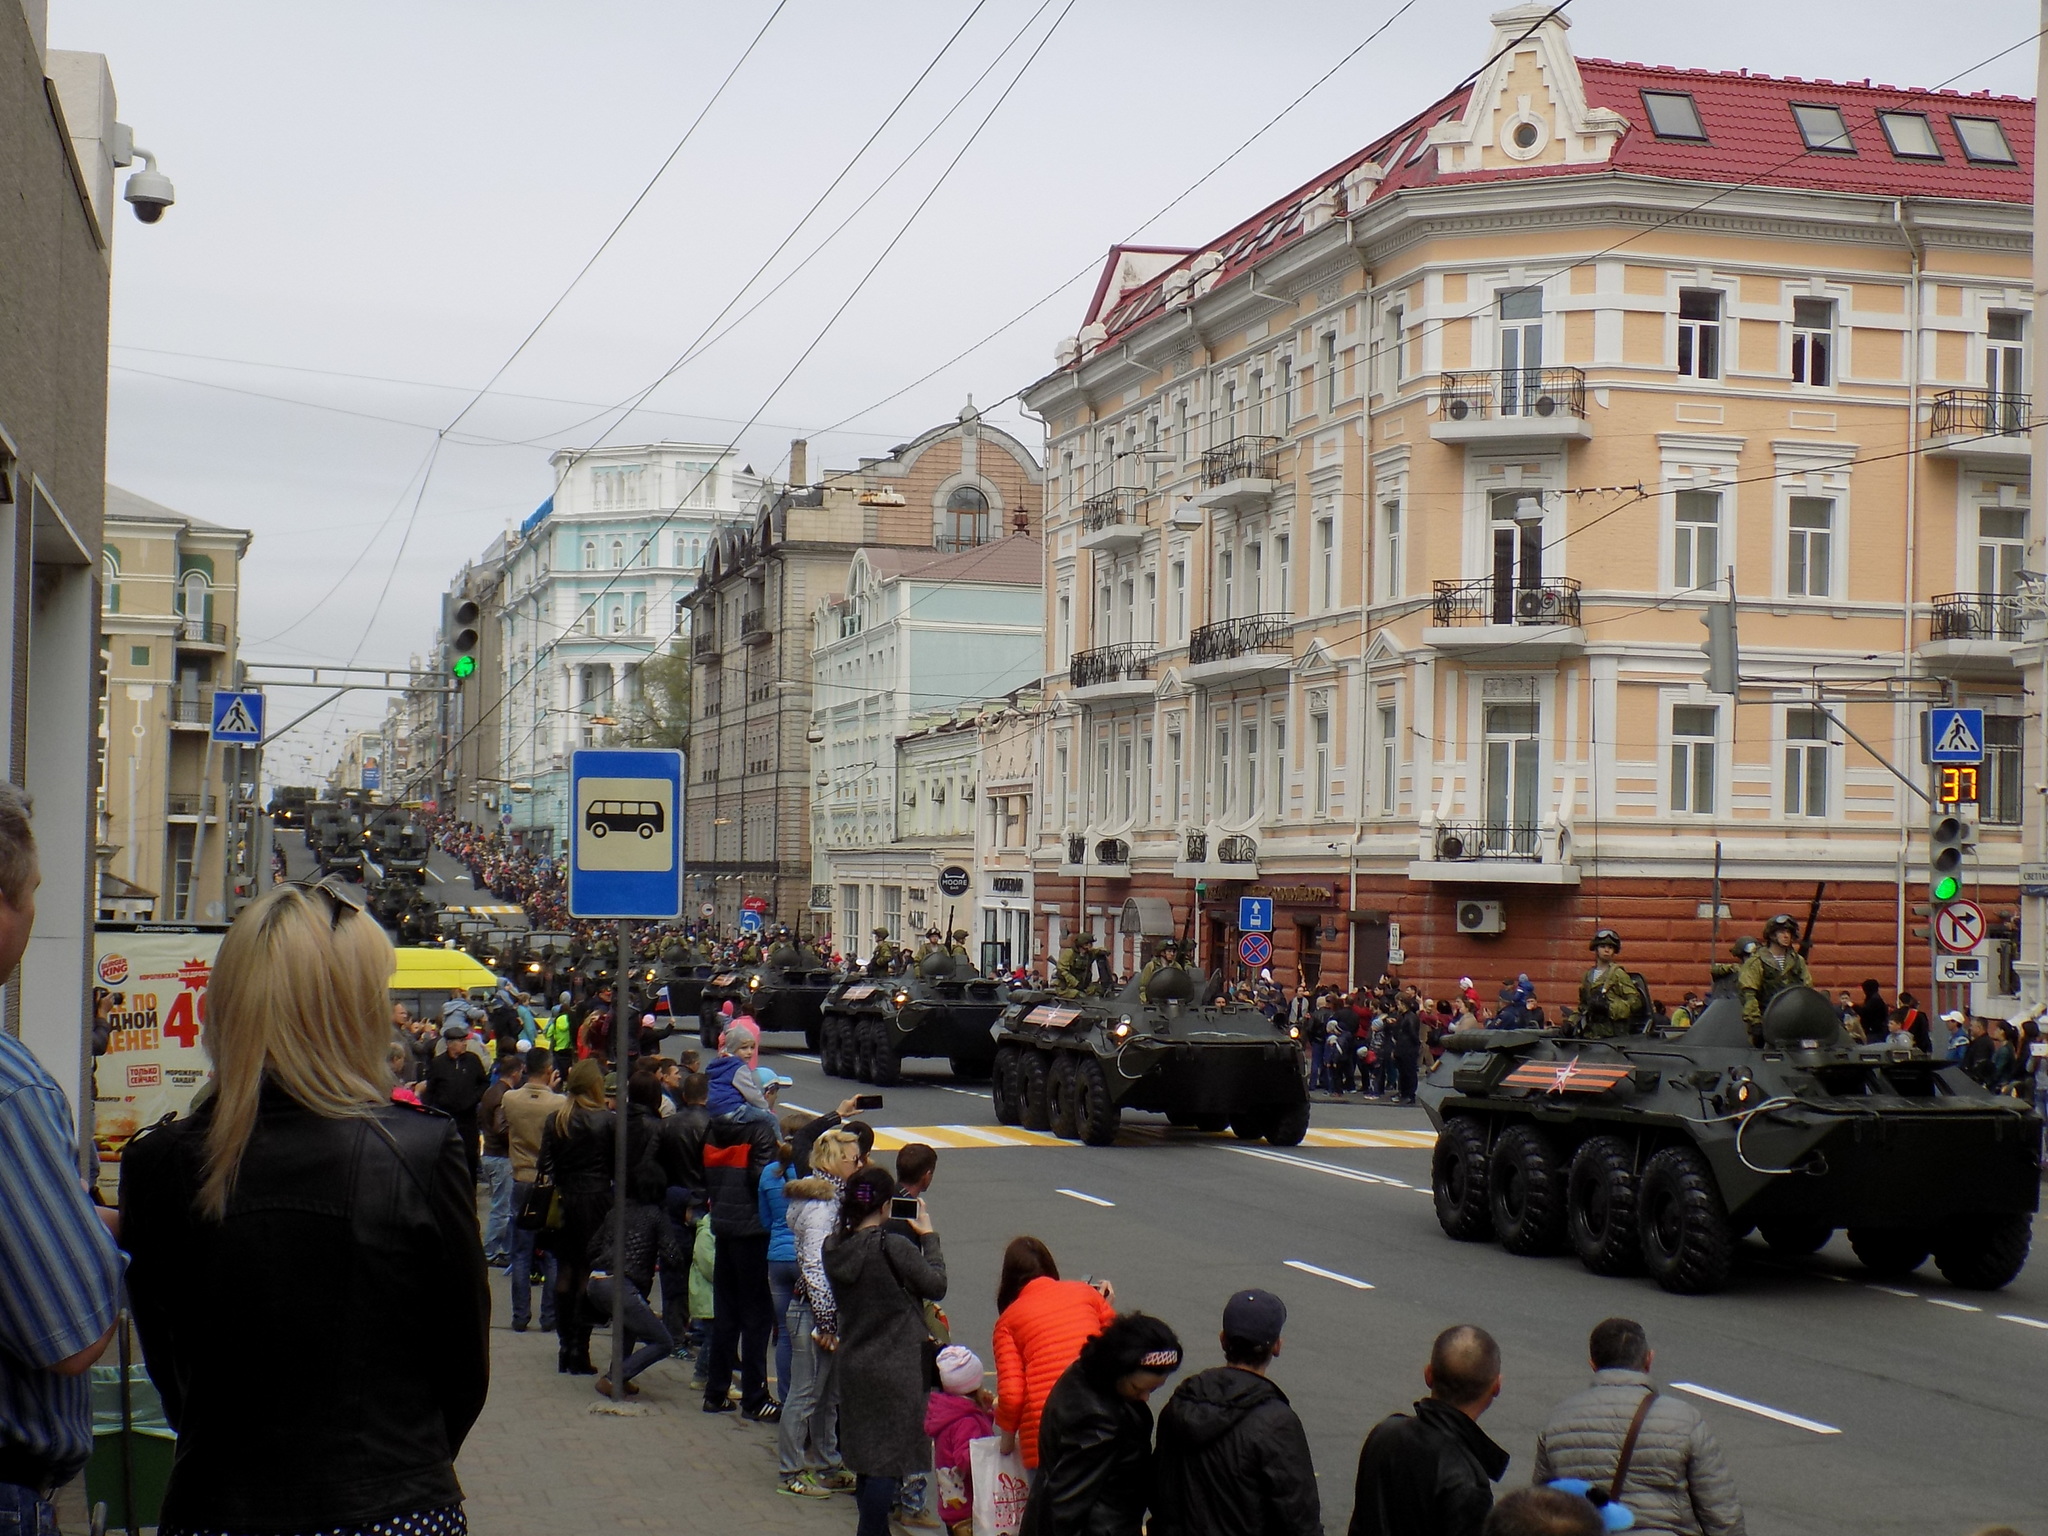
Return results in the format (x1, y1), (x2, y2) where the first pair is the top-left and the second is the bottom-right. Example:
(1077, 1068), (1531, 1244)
(1137, 944), (1184, 999)
(1053, 937), (1095, 999)
(735, 938), (762, 967)
(867, 928), (898, 974)
(947, 928), (972, 958)
(912, 931), (946, 966)
(1739, 917), (1812, 1031)
(1577, 929), (1642, 1038)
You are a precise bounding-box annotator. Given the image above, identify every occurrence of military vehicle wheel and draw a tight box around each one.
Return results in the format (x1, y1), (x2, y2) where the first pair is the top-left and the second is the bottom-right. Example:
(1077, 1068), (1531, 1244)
(1195, 1113), (1230, 1134)
(1074, 1058), (1120, 1146)
(1266, 1101), (1310, 1148)
(1047, 1055), (1080, 1140)
(991, 1049), (1023, 1125)
(1932, 1213), (2032, 1290)
(1637, 1145), (1735, 1294)
(1019, 1050), (1052, 1131)
(1432, 1116), (1493, 1242)
(1567, 1136), (1641, 1276)
(817, 1017), (841, 1076)
(1847, 1226), (1931, 1277)
(1757, 1219), (1833, 1256)
(1489, 1125), (1568, 1256)
(1230, 1114), (1275, 1141)
(853, 1021), (876, 1083)
(871, 1030), (902, 1088)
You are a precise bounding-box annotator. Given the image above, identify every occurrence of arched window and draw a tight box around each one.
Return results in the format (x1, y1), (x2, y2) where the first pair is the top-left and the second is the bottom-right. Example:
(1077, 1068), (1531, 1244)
(584, 539), (597, 569)
(611, 539), (625, 569)
(102, 548), (121, 614)
(942, 485), (990, 551)
(179, 571), (208, 621)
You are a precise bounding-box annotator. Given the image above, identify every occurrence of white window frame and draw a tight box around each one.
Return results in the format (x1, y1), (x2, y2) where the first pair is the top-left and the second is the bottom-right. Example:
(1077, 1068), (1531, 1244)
(1790, 295), (1837, 388)
(1785, 494), (1837, 600)
(1379, 498), (1402, 601)
(1781, 704), (1834, 820)
(1667, 699), (1720, 817)
(1672, 488), (1723, 594)
(1311, 709), (1332, 818)
(1315, 514), (1337, 611)
(1675, 286), (1725, 381)
(1378, 702), (1399, 816)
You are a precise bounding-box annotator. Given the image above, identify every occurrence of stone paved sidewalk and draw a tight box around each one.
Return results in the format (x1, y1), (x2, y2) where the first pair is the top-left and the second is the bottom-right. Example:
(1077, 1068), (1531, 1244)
(457, 1305), (847, 1536)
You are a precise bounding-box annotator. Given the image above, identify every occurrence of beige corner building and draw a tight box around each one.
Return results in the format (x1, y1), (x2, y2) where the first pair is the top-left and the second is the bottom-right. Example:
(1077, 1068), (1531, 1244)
(98, 485), (253, 922)
(1021, 4), (2034, 1008)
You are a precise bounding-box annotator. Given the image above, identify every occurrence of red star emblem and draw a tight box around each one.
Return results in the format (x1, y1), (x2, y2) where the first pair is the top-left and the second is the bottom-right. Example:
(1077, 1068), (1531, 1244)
(177, 957), (213, 991)
(1549, 1060), (1580, 1090)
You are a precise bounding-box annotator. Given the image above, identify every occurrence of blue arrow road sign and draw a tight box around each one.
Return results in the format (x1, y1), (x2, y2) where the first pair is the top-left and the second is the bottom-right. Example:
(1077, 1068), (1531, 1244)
(1238, 896), (1273, 932)
(209, 690), (264, 744)
(738, 909), (764, 935)
(568, 747), (684, 919)
(1927, 708), (1986, 765)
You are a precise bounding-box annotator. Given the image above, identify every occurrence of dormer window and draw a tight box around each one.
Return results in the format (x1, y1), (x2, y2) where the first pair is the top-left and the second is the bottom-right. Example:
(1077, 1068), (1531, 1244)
(1641, 91), (1706, 142)
(1792, 104), (1855, 153)
(1952, 115), (2017, 165)
(1879, 111), (1941, 160)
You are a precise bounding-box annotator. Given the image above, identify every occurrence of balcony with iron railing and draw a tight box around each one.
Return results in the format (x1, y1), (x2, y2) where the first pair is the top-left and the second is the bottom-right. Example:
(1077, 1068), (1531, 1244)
(1928, 389), (2032, 468)
(168, 692), (215, 727)
(1431, 367), (1590, 445)
(166, 793), (219, 819)
(692, 628), (720, 660)
(1428, 821), (1541, 863)
(1195, 436), (1281, 513)
(1069, 641), (1156, 697)
(1171, 823), (1259, 879)
(1920, 590), (2027, 676)
(739, 608), (769, 644)
(1188, 612), (1290, 671)
(1076, 489), (1143, 552)
(1426, 576), (1584, 659)
(176, 617), (228, 649)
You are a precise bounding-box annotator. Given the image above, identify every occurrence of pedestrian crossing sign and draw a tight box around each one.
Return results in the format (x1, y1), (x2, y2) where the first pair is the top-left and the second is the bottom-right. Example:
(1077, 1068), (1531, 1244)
(1926, 708), (1985, 765)
(209, 690), (264, 744)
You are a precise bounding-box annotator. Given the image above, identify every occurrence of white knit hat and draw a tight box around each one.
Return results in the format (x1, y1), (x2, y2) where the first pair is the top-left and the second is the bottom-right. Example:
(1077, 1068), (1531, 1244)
(936, 1344), (983, 1394)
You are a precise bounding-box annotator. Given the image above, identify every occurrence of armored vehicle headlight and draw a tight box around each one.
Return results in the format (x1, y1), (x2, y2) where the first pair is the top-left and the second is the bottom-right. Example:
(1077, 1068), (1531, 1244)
(1114, 1017), (1132, 1038)
(748, 975), (761, 990)
(1288, 1025), (1301, 1039)
(894, 991), (910, 1007)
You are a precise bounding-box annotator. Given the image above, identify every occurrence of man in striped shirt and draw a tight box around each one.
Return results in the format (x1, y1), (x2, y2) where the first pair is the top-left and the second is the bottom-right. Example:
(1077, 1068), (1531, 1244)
(0, 784), (124, 1530)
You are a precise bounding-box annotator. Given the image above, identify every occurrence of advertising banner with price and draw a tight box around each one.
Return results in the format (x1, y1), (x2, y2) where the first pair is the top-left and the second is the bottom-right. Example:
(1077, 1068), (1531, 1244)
(91, 923), (228, 1158)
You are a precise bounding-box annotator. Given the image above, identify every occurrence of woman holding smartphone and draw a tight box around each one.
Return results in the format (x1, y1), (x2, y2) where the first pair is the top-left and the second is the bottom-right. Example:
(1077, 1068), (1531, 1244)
(824, 1167), (946, 1536)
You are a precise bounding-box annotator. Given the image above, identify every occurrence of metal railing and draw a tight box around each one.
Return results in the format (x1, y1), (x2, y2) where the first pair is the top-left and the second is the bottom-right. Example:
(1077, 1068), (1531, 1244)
(1431, 821), (1541, 862)
(1070, 642), (1155, 689)
(1931, 591), (2024, 641)
(1093, 838), (1130, 866)
(692, 629), (720, 658)
(166, 794), (218, 817)
(1183, 828), (1208, 863)
(1065, 834), (1087, 866)
(176, 618), (228, 647)
(1431, 575), (1582, 628)
(1188, 612), (1290, 665)
(1201, 435), (1280, 487)
(1930, 388), (2030, 440)
(1217, 834), (1257, 865)
(1079, 490), (1136, 532)
(1436, 366), (1587, 423)
(739, 609), (769, 642)
(169, 693), (213, 724)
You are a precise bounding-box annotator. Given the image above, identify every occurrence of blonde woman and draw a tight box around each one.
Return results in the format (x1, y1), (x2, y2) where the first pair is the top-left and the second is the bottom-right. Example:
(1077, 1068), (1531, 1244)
(775, 1128), (862, 1497)
(121, 881), (487, 1536)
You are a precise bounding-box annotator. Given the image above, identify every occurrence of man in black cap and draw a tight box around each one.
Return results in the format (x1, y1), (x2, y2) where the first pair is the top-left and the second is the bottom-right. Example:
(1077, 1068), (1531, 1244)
(1150, 1288), (1322, 1536)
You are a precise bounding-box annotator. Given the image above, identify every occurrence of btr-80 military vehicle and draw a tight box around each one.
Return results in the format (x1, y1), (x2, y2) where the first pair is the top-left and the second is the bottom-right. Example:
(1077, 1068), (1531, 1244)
(819, 950), (1007, 1085)
(989, 957), (1310, 1148)
(1421, 979), (2041, 1294)
(698, 935), (842, 1052)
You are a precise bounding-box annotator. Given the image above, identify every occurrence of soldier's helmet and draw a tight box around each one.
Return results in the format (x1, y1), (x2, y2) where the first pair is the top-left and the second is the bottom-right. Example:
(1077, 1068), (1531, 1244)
(1589, 927), (1623, 953)
(873, 927), (889, 939)
(1731, 937), (1759, 960)
(1762, 913), (1800, 944)
(950, 929), (969, 942)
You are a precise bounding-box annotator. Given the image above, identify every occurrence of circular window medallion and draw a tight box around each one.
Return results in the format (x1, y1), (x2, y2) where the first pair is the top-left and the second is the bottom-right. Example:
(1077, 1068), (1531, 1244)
(1501, 115), (1548, 160)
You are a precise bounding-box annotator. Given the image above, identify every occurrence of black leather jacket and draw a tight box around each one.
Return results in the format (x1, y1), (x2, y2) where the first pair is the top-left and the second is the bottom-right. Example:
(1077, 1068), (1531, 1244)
(120, 1085), (489, 1531)
(540, 1103), (617, 1197)
(1023, 1362), (1158, 1536)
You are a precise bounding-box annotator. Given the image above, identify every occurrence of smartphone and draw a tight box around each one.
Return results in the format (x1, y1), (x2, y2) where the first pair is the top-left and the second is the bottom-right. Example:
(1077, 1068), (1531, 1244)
(889, 1196), (920, 1221)
(854, 1094), (884, 1110)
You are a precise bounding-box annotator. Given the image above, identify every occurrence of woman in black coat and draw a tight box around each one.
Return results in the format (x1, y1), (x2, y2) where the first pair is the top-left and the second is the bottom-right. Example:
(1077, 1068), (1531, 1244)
(540, 1057), (616, 1374)
(1022, 1313), (1183, 1536)
(122, 883), (489, 1536)
(824, 1166), (946, 1536)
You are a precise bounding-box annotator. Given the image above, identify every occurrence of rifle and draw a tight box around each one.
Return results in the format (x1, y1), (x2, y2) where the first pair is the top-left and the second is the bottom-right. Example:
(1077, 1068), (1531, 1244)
(1798, 882), (1826, 960)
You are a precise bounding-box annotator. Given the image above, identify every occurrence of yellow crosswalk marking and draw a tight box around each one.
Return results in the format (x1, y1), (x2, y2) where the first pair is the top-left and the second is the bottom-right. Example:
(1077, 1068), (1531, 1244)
(865, 1122), (1435, 1151)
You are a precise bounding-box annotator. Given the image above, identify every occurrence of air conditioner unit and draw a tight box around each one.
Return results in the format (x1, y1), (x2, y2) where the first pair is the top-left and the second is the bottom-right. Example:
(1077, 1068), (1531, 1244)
(1538, 587), (1565, 616)
(1456, 899), (1505, 935)
(1531, 394), (1559, 417)
(1446, 397), (1472, 421)
(1514, 588), (1543, 621)
(1434, 828), (1472, 861)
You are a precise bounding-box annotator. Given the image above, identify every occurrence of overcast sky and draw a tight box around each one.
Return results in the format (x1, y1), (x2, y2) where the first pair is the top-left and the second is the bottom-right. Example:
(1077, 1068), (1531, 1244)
(51, 0), (2040, 781)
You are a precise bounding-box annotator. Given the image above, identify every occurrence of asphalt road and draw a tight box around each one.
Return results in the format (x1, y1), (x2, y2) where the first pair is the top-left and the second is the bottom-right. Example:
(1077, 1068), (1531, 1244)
(755, 1043), (2048, 1535)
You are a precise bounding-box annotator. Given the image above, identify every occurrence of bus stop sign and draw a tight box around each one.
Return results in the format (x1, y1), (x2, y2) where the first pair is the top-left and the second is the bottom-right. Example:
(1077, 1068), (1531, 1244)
(568, 748), (683, 919)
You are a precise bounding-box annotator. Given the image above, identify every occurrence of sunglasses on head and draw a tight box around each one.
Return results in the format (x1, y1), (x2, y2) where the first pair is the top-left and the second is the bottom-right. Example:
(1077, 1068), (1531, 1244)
(285, 877), (366, 929)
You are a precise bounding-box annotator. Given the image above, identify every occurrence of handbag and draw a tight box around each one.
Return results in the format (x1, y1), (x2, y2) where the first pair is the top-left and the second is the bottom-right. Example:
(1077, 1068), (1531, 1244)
(515, 1175), (563, 1233)
(968, 1435), (1029, 1536)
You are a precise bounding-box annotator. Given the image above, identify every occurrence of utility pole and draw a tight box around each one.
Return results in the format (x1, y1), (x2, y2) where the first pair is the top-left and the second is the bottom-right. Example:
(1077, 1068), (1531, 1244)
(2021, 0), (2048, 1011)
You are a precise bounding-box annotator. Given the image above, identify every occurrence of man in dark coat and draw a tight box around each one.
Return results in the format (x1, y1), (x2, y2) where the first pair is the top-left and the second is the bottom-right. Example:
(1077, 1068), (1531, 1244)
(1348, 1325), (1508, 1536)
(421, 1023), (488, 1182)
(699, 1107), (781, 1419)
(1152, 1289), (1321, 1536)
(1023, 1313), (1183, 1536)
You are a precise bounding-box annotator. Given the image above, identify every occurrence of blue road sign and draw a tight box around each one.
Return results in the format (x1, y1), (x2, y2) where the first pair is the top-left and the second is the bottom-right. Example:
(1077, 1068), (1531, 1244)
(738, 909), (764, 936)
(1927, 707), (1986, 765)
(210, 690), (264, 744)
(1238, 931), (1273, 968)
(568, 748), (684, 920)
(1238, 896), (1273, 932)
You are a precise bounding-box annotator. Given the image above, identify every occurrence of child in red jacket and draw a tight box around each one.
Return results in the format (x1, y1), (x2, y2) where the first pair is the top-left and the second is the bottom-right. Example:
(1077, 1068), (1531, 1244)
(925, 1345), (995, 1534)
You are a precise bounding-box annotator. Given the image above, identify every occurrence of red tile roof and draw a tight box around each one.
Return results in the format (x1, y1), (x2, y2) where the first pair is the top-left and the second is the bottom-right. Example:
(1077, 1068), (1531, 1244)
(1088, 55), (2032, 352)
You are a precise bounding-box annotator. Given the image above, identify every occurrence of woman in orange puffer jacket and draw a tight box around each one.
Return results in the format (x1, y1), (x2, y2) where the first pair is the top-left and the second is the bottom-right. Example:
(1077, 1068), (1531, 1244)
(990, 1236), (1116, 1468)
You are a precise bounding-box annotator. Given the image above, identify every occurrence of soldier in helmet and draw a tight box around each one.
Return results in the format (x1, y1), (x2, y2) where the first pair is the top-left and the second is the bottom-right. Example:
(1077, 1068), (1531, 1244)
(1053, 931), (1096, 999)
(913, 927), (947, 966)
(1578, 928), (1643, 1039)
(866, 926), (899, 975)
(946, 927), (972, 959)
(1137, 939), (1185, 999)
(1738, 914), (1813, 1035)
(1709, 936), (1757, 986)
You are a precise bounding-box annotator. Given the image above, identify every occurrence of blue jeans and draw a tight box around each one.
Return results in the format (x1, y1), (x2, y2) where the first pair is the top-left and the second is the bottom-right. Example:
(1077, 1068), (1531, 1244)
(586, 1276), (675, 1384)
(768, 1257), (799, 1402)
(507, 1192), (557, 1330)
(776, 1298), (841, 1476)
(481, 1154), (515, 1260)
(0, 1482), (60, 1536)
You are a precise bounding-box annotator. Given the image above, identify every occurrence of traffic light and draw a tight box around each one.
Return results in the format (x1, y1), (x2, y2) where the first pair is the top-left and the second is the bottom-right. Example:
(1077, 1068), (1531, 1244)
(449, 598), (480, 680)
(1701, 592), (1738, 695)
(1929, 809), (1968, 905)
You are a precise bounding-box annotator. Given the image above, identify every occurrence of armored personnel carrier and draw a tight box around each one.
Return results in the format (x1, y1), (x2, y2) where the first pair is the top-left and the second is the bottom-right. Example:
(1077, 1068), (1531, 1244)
(988, 961), (1310, 1147)
(819, 950), (1007, 1085)
(1420, 980), (2041, 1294)
(651, 937), (717, 1024)
(698, 936), (842, 1052)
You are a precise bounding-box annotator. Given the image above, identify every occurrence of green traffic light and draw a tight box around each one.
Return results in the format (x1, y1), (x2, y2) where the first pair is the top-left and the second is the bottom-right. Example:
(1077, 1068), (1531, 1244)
(451, 654), (476, 679)
(1933, 874), (1961, 902)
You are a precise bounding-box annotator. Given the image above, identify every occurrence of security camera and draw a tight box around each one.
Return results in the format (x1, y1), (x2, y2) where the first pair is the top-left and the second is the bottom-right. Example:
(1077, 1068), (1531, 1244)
(122, 148), (174, 223)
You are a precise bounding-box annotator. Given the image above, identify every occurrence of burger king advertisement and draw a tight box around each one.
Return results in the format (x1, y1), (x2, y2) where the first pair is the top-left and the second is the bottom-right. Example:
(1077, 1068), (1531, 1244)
(93, 923), (228, 1157)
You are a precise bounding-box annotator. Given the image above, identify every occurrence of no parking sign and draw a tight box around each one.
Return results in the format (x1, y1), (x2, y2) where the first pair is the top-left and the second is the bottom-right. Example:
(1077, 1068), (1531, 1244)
(1239, 931), (1272, 968)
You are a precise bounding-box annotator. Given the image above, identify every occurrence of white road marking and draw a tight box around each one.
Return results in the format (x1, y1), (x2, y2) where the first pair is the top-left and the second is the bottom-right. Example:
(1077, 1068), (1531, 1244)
(1284, 1259), (1374, 1290)
(785, 1054), (821, 1064)
(1056, 1188), (1115, 1207)
(782, 1102), (823, 1117)
(1226, 1144), (1414, 1188)
(1997, 1313), (2048, 1330)
(941, 1124), (1029, 1147)
(1671, 1383), (1840, 1435)
(427, 868), (445, 883)
(1926, 1298), (1982, 1312)
(1867, 1285), (1919, 1299)
(938, 1085), (993, 1099)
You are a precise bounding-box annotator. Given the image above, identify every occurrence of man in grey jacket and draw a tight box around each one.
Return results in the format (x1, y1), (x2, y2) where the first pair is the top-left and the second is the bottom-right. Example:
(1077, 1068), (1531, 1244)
(1531, 1319), (1744, 1536)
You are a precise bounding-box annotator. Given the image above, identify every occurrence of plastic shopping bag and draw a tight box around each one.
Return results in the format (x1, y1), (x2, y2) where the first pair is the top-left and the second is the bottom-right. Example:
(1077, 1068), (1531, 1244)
(968, 1434), (1030, 1536)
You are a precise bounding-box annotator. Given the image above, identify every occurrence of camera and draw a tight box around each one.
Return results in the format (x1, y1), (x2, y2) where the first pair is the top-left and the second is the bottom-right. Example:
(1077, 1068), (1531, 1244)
(124, 164), (174, 223)
(888, 1196), (919, 1221)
